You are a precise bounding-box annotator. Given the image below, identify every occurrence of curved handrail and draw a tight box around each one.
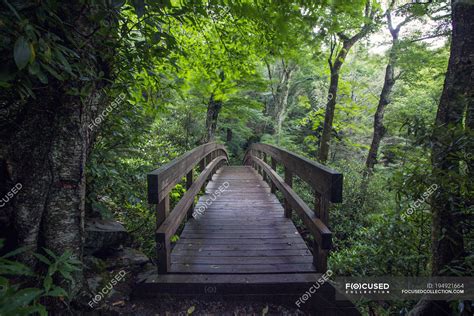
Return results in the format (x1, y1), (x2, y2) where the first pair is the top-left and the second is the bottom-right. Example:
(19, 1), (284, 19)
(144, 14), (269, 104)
(244, 143), (342, 202)
(147, 142), (229, 273)
(243, 143), (343, 272)
(148, 142), (229, 204)
(155, 155), (227, 272)
(249, 155), (331, 249)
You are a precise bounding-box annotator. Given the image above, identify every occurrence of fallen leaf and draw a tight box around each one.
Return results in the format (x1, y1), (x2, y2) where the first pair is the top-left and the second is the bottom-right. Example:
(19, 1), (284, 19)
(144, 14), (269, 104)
(187, 306), (195, 314)
(112, 300), (125, 307)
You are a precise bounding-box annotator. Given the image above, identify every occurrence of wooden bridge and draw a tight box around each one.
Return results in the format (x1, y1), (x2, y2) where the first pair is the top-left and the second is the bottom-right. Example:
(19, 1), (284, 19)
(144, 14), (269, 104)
(135, 142), (358, 315)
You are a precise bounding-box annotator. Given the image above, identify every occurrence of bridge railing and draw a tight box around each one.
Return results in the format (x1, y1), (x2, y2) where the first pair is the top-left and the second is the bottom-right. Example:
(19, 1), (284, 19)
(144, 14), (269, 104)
(148, 142), (229, 273)
(243, 143), (343, 272)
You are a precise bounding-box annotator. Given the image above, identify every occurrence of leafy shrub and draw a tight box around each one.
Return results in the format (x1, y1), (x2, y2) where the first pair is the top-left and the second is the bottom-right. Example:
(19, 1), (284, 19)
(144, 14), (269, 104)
(0, 241), (81, 315)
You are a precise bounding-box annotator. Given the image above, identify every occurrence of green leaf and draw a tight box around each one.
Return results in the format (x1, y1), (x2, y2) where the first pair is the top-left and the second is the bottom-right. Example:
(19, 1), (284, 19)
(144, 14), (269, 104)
(33, 253), (51, 265)
(2, 246), (30, 259)
(59, 270), (74, 283)
(112, 0), (126, 8)
(41, 63), (63, 81)
(45, 286), (67, 298)
(43, 276), (52, 292)
(133, 0), (145, 18)
(14, 36), (31, 70)
(36, 70), (48, 84)
(42, 248), (57, 260)
(8, 288), (43, 310)
(55, 50), (72, 74)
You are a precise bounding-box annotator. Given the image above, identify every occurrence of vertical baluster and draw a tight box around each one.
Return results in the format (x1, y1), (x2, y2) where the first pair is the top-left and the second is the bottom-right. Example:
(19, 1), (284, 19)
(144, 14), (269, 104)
(284, 167), (293, 218)
(262, 152), (268, 182)
(270, 157), (277, 193)
(186, 170), (194, 219)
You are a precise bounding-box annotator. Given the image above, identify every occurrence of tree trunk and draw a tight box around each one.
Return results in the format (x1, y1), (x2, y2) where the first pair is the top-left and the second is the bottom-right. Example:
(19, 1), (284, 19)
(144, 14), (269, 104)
(318, 1), (375, 163)
(430, 0), (472, 276)
(366, 13), (400, 171)
(274, 63), (294, 144)
(410, 0), (473, 314)
(226, 128), (233, 142)
(318, 40), (354, 163)
(266, 60), (295, 144)
(203, 94), (223, 143)
(0, 2), (113, 298)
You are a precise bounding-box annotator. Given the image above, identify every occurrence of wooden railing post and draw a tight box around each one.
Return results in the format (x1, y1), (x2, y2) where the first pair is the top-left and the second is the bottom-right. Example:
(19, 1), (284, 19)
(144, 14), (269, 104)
(314, 191), (329, 272)
(186, 170), (194, 219)
(313, 242), (327, 273)
(270, 157), (277, 193)
(262, 152), (268, 182)
(284, 167), (293, 218)
(205, 153), (212, 181)
(199, 158), (205, 173)
(156, 194), (170, 273)
(156, 194), (169, 228)
(315, 192), (329, 225)
(156, 233), (170, 273)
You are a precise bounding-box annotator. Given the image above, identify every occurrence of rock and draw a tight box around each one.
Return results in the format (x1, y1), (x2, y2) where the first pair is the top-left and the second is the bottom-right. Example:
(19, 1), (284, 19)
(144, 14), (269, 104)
(85, 219), (129, 255)
(104, 247), (150, 270)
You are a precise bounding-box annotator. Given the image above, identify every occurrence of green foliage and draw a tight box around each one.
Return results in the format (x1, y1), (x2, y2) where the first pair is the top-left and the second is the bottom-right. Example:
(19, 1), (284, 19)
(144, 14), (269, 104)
(0, 241), (80, 315)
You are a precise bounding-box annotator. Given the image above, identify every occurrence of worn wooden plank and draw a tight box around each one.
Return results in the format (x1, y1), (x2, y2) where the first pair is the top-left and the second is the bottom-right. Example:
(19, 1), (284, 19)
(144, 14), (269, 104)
(183, 224), (295, 231)
(171, 256), (313, 265)
(173, 237), (305, 245)
(169, 263), (316, 274)
(173, 242), (308, 251)
(171, 249), (311, 257)
(180, 233), (301, 239)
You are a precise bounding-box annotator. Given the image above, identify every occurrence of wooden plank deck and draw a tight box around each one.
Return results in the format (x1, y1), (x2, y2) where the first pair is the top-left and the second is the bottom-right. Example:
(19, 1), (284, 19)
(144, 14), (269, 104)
(169, 166), (317, 274)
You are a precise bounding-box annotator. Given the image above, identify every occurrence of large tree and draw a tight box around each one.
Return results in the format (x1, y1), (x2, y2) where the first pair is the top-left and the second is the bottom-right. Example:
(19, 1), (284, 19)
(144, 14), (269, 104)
(0, 0), (203, 298)
(410, 0), (473, 314)
(318, 0), (378, 163)
(0, 1), (116, 296)
(365, 3), (413, 171)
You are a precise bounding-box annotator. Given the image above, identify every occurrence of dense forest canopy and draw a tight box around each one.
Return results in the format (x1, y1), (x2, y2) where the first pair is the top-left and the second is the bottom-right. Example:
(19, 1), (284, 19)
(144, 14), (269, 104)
(0, 0), (472, 315)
